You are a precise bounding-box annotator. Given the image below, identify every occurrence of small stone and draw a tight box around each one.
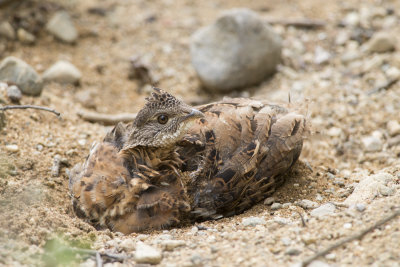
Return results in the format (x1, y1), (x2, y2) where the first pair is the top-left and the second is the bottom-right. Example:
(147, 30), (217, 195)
(297, 199), (319, 209)
(355, 203), (366, 212)
(364, 32), (396, 53)
(387, 120), (400, 136)
(333, 178), (345, 187)
(120, 238), (135, 251)
(190, 226), (198, 234)
(46, 11), (78, 43)
(343, 223), (352, 229)
(242, 216), (266, 226)
(161, 240), (186, 251)
(0, 22), (15, 40)
(190, 8), (281, 92)
(361, 134), (382, 152)
(344, 172), (395, 205)
(190, 254), (204, 266)
(0, 56), (43, 96)
(341, 50), (361, 63)
(43, 61), (81, 84)
(308, 261), (331, 267)
(385, 67), (400, 80)
(271, 203), (282, 210)
(6, 85), (22, 102)
(285, 247), (302, 256)
(75, 90), (95, 109)
(5, 144), (19, 152)
(17, 28), (35, 44)
(78, 139), (86, 146)
(314, 46), (331, 65)
(378, 185), (395, 196)
(325, 253), (336, 260)
(264, 197), (275, 205)
(134, 243), (162, 264)
(310, 203), (336, 218)
(344, 12), (360, 26)
(326, 127), (342, 137)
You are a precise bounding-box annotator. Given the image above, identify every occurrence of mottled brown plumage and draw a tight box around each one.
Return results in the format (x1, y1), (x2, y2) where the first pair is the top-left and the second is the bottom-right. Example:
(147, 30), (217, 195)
(69, 88), (309, 233)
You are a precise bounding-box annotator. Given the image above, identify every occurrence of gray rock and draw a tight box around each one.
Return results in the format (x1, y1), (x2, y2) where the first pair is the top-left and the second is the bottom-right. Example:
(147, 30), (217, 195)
(297, 199), (319, 209)
(0, 56), (43, 96)
(364, 32), (396, 53)
(378, 185), (395, 196)
(190, 8), (281, 92)
(310, 203), (336, 218)
(46, 11), (78, 43)
(264, 197), (275, 205)
(355, 203), (366, 212)
(362, 134), (382, 152)
(161, 240), (186, 251)
(314, 46), (331, 65)
(387, 120), (400, 137)
(271, 203), (282, 210)
(134, 242), (162, 264)
(43, 61), (81, 84)
(6, 85), (22, 102)
(0, 22), (15, 40)
(344, 172), (395, 205)
(242, 216), (266, 226)
(120, 238), (135, 251)
(285, 247), (302, 256)
(17, 28), (35, 44)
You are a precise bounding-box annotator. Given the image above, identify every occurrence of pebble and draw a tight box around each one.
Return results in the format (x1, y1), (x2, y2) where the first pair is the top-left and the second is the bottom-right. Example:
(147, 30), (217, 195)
(120, 238), (135, 251)
(17, 28), (35, 44)
(0, 22), (15, 40)
(264, 197), (275, 205)
(344, 172), (395, 205)
(310, 203), (336, 218)
(343, 223), (352, 229)
(387, 120), (400, 137)
(297, 199), (319, 209)
(308, 261), (331, 267)
(361, 134), (382, 152)
(6, 85), (22, 102)
(355, 203), (366, 212)
(385, 66), (400, 80)
(5, 144), (19, 152)
(134, 243), (162, 264)
(161, 240), (186, 251)
(344, 12), (360, 27)
(190, 8), (281, 92)
(43, 61), (82, 84)
(325, 253), (336, 260)
(314, 46), (331, 65)
(242, 216), (266, 226)
(46, 11), (78, 43)
(271, 203), (282, 210)
(285, 247), (302, 256)
(363, 32), (396, 53)
(0, 56), (43, 96)
(378, 185), (395, 196)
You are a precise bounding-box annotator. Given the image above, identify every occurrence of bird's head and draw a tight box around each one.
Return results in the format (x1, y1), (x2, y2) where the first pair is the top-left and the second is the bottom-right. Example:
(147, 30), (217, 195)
(123, 88), (204, 149)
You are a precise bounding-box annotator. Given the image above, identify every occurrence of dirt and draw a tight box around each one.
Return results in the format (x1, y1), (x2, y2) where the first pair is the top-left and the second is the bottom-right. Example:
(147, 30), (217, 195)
(0, 0), (400, 266)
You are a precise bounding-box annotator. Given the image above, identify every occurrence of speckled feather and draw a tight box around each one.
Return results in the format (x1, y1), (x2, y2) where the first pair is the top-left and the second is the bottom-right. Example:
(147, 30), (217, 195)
(69, 88), (309, 233)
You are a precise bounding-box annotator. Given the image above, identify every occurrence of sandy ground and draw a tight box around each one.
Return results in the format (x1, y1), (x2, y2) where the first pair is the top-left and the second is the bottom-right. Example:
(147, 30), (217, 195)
(0, 0), (400, 266)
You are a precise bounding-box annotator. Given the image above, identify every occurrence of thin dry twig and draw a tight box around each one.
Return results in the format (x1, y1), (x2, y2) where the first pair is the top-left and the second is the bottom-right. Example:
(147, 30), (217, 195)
(78, 110), (137, 125)
(301, 208), (400, 267)
(265, 18), (326, 29)
(0, 105), (61, 116)
(367, 78), (399, 95)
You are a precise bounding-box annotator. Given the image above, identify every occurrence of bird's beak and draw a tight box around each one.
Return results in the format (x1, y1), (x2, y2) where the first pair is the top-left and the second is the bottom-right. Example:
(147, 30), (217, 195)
(185, 108), (204, 120)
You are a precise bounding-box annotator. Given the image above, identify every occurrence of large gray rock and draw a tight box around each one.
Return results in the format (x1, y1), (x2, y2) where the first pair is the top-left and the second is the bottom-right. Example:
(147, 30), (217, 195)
(0, 57), (43, 96)
(43, 60), (81, 84)
(46, 11), (78, 43)
(190, 9), (282, 92)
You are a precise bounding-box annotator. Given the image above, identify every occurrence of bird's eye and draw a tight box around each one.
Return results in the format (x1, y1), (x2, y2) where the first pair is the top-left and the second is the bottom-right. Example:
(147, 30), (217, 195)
(157, 114), (168, 124)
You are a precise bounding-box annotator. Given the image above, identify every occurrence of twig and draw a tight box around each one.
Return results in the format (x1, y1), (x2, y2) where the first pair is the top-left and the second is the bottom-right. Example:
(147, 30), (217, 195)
(301, 208), (400, 267)
(265, 18), (326, 29)
(367, 78), (399, 95)
(0, 105), (60, 116)
(78, 110), (137, 125)
(96, 251), (103, 267)
(297, 211), (307, 227)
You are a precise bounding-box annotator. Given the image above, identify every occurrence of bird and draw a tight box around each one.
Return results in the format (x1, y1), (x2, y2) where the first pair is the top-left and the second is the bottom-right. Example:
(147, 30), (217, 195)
(69, 88), (309, 234)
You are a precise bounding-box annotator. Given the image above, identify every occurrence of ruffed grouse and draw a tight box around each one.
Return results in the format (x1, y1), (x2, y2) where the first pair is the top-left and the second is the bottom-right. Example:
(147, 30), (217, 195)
(69, 88), (308, 234)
